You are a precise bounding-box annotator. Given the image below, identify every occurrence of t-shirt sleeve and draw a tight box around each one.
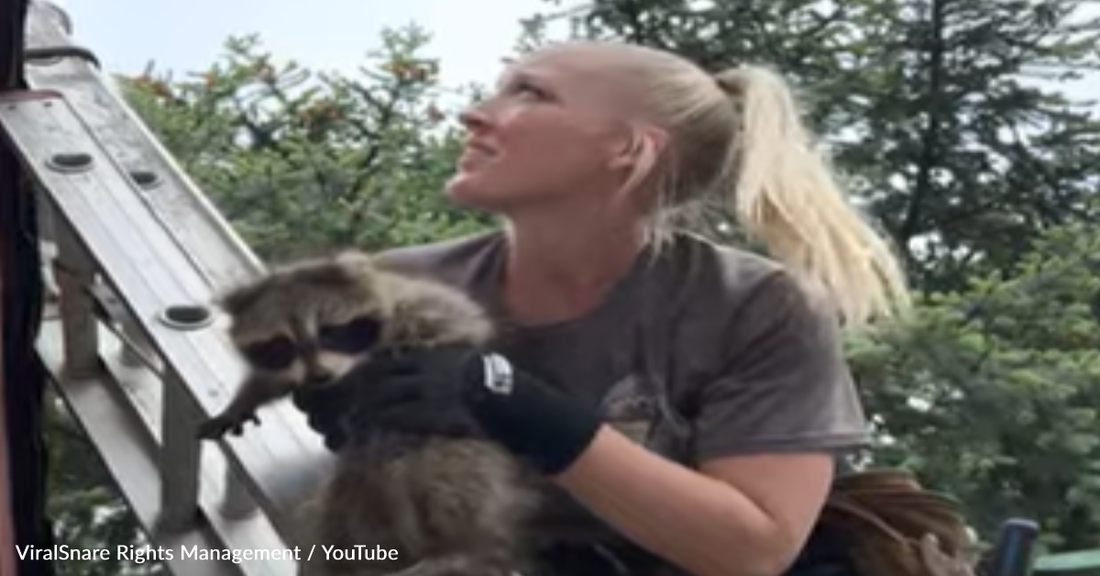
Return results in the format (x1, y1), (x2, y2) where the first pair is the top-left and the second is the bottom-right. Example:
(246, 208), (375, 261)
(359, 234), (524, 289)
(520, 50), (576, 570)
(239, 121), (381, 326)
(690, 270), (869, 462)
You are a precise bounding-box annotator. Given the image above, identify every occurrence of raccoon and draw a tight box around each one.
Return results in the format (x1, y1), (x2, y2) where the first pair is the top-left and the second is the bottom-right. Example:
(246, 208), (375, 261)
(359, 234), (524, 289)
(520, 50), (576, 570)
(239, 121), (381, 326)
(197, 250), (543, 576)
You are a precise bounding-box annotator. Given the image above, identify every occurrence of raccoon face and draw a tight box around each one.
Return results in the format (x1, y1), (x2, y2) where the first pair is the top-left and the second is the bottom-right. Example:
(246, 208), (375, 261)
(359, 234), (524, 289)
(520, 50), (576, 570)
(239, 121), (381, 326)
(219, 252), (394, 388)
(236, 313), (384, 387)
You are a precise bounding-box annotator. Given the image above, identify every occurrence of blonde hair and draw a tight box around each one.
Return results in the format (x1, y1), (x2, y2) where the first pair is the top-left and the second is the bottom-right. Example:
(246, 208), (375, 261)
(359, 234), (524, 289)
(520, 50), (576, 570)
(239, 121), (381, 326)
(562, 42), (911, 327)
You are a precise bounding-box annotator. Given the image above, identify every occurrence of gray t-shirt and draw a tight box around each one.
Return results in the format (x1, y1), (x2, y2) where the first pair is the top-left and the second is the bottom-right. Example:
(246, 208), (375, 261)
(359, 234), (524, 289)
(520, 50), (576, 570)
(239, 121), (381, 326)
(375, 229), (868, 574)
(376, 229), (867, 464)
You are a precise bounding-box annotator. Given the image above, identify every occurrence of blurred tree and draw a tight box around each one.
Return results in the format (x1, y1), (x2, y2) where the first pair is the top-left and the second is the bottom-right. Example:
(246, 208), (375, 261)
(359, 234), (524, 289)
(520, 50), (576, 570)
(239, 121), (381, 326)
(120, 26), (493, 261)
(528, 0), (1100, 291)
(44, 398), (167, 576)
(846, 223), (1100, 551)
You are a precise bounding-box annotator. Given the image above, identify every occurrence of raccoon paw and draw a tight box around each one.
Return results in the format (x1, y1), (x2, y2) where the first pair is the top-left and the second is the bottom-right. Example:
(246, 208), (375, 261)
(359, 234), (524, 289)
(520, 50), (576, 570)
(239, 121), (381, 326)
(196, 412), (258, 439)
(237, 412), (261, 434)
(196, 416), (234, 439)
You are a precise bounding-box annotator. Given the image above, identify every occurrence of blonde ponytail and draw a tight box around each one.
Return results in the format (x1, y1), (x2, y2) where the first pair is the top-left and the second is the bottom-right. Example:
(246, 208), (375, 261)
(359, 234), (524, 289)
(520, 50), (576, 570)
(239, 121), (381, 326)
(714, 65), (910, 327)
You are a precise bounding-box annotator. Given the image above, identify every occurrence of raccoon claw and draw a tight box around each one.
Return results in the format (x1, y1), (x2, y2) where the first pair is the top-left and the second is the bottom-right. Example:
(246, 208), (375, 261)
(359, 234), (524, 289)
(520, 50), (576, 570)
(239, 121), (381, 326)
(196, 416), (235, 440)
(197, 412), (258, 440)
(229, 413), (260, 436)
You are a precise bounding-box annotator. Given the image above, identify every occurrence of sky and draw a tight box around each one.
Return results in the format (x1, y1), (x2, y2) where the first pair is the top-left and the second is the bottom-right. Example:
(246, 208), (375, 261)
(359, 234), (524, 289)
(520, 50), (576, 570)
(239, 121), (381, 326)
(55, 0), (559, 87)
(51, 0), (1100, 101)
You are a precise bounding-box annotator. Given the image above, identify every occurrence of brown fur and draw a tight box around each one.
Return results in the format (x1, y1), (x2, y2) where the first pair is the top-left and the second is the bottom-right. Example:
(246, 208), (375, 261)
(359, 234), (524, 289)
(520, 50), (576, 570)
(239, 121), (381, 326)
(197, 250), (544, 576)
(820, 469), (982, 576)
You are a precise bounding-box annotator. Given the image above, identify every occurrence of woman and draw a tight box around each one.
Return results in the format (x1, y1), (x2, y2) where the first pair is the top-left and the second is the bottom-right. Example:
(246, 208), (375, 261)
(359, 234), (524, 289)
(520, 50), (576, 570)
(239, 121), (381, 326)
(295, 40), (910, 576)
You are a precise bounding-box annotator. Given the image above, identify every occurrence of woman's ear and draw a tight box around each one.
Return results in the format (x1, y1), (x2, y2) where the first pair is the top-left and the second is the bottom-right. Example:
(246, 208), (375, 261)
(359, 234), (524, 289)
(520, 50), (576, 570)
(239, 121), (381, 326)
(607, 123), (668, 172)
(608, 124), (671, 202)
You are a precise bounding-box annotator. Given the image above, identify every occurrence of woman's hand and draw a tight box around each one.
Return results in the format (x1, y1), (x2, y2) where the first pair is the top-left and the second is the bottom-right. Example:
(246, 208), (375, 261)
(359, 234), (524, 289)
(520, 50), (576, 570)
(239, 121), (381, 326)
(291, 345), (484, 450)
(292, 345), (606, 476)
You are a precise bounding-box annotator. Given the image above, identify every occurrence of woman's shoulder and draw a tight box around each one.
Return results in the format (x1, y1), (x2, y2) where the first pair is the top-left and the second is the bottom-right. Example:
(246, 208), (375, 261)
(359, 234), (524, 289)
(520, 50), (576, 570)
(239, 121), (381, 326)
(372, 229), (506, 291)
(663, 232), (796, 310)
(657, 232), (841, 358)
(657, 234), (866, 461)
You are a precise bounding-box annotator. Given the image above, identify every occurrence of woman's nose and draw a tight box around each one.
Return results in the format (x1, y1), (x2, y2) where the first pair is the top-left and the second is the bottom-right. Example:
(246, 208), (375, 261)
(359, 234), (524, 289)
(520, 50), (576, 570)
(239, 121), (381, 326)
(458, 101), (493, 132)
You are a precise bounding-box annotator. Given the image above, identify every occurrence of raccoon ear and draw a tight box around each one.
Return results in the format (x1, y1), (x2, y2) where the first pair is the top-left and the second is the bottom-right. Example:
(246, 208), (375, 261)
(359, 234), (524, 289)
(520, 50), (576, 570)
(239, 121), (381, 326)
(331, 249), (376, 269)
(216, 282), (265, 316)
(326, 250), (380, 284)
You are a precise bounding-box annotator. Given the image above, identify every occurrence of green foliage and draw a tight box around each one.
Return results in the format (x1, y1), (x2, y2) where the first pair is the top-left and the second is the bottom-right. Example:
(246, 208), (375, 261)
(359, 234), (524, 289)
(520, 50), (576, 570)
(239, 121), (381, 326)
(45, 397), (166, 575)
(847, 223), (1100, 550)
(118, 27), (493, 261)
(545, 0), (1100, 292)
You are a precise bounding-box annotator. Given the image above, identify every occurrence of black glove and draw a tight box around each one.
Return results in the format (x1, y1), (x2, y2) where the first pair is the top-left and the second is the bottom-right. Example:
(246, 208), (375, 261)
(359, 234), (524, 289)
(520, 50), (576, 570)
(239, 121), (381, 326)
(291, 378), (352, 451)
(294, 344), (605, 475)
(291, 346), (481, 451)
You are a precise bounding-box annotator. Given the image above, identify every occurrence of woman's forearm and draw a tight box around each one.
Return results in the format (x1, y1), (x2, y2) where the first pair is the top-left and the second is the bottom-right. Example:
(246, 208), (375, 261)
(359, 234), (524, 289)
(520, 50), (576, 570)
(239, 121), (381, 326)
(460, 356), (814, 576)
(552, 425), (798, 576)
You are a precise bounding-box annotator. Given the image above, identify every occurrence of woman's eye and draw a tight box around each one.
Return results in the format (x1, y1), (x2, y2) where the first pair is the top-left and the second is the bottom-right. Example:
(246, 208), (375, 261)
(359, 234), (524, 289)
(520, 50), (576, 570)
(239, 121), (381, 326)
(318, 316), (382, 353)
(513, 81), (550, 101)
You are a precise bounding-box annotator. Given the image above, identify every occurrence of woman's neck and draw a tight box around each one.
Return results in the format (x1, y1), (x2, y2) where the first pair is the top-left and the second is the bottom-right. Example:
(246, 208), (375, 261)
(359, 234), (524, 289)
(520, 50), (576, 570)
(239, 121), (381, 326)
(500, 217), (647, 325)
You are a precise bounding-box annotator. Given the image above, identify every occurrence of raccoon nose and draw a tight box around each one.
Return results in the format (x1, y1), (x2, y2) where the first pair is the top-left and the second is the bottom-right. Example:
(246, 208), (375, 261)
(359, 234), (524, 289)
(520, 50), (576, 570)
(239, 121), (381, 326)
(306, 368), (333, 385)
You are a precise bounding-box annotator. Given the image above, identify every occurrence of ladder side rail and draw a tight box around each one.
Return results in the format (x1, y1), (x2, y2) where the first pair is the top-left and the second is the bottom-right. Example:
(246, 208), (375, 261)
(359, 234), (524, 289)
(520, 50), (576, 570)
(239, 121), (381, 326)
(0, 92), (326, 564)
(36, 316), (281, 576)
(25, 0), (266, 290)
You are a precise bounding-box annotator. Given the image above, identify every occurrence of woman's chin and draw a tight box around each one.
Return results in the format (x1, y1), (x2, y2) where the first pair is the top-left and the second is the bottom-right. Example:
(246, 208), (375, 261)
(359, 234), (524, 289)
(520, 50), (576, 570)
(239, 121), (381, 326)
(444, 172), (497, 207)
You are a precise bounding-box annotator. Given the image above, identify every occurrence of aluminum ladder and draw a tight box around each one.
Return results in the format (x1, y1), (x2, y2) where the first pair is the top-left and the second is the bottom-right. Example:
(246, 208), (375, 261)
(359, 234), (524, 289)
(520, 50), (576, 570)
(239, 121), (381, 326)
(1, 2), (338, 574)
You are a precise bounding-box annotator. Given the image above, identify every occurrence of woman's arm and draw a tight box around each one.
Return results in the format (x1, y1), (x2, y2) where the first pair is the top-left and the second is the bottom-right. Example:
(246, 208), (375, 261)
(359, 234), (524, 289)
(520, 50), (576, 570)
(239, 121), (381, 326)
(544, 271), (867, 576)
(554, 425), (835, 576)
